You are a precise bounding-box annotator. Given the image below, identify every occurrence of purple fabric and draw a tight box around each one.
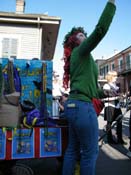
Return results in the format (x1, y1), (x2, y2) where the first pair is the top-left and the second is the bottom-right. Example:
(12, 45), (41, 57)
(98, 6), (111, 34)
(25, 109), (56, 126)
(26, 108), (40, 125)
(13, 66), (21, 92)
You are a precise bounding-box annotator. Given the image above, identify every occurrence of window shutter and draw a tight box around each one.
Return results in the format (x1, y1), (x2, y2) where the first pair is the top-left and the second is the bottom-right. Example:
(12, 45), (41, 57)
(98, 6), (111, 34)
(2, 38), (10, 58)
(11, 38), (17, 55)
(2, 38), (18, 58)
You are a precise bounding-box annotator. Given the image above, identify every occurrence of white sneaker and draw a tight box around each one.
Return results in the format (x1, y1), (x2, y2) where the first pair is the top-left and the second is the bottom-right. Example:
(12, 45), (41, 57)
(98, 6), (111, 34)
(126, 151), (131, 158)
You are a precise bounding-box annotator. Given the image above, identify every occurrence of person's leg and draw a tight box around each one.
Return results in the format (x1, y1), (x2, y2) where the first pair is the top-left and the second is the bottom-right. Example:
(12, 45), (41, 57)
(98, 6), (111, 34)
(129, 111), (131, 151)
(62, 100), (80, 175)
(106, 121), (114, 143)
(116, 121), (126, 144)
(62, 124), (80, 175)
(104, 106), (116, 143)
(115, 108), (125, 144)
(126, 110), (131, 157)
(75, 101), (99, 175)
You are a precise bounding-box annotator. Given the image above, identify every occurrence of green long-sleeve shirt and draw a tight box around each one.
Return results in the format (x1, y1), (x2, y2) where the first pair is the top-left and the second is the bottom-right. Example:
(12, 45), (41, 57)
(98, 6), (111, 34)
(69, 2), (116, 102)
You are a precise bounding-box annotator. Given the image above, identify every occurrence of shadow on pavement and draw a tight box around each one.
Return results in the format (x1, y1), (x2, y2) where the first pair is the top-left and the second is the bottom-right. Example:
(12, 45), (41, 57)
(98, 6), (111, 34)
(96, 145), (131, 175)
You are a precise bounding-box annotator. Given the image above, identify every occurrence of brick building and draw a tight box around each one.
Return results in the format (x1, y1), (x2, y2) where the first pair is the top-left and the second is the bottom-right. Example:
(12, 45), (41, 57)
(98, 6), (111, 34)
(96, 45), (131, 94)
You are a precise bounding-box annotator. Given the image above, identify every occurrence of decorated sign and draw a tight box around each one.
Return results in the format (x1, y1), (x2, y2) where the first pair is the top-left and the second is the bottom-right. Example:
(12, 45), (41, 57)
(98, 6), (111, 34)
(11, 128), (34, 159)
(40, 128), (61, 157)
(0, 129), (6, 159)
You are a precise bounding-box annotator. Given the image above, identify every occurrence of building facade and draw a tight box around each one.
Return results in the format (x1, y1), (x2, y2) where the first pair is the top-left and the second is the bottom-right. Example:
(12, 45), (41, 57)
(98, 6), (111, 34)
(97, 46), (131, 94)
(0, 0), (61, 60)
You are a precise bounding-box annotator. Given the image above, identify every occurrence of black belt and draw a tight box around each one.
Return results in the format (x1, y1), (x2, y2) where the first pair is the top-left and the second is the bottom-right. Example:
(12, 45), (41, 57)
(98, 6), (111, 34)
(70, 90), (88, 97)
(70, 90), (93, 102)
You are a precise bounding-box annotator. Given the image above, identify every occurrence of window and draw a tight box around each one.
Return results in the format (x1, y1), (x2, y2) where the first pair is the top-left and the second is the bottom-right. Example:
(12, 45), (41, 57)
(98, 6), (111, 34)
(111, 62), (115, 71)
(2, 38), (18, 59)
(105, 65), (109, 74)
(118, 57), (123, 72)
(126, 54), (131, 70)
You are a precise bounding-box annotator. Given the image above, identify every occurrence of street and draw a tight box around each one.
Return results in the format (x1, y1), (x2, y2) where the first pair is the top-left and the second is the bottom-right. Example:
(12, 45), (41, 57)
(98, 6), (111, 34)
(96, 107), (131, 175)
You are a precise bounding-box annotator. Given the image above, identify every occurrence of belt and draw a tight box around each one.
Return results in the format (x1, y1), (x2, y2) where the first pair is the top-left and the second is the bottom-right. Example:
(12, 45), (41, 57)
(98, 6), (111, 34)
(70, 90), (89, 98)
(70, 90), (94, 102)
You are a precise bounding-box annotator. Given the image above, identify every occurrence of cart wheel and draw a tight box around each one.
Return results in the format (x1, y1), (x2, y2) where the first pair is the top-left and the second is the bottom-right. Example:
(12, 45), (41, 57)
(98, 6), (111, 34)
(0, 171), (4, 175)
(12, 163), (34, 175)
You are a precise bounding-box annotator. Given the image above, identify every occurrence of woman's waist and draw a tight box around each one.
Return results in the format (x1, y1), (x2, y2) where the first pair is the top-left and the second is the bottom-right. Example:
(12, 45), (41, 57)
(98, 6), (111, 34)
(69, 89), (92, 102)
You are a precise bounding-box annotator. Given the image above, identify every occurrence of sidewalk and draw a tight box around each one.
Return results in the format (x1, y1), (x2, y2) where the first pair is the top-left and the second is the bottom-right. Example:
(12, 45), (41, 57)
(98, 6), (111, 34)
(96, 108), (131, 175)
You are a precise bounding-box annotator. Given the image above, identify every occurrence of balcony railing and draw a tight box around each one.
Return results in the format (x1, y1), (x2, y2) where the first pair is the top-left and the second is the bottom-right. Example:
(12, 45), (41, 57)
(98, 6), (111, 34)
(100, 62), (131, 77)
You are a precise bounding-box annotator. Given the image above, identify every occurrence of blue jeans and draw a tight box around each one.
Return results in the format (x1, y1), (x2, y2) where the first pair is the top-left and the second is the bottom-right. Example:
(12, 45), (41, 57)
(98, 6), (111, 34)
(62, 99), (99, 175)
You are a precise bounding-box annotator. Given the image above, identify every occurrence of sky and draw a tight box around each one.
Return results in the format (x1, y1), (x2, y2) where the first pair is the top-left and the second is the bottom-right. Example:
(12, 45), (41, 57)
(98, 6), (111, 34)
(0, 0), (131, 77)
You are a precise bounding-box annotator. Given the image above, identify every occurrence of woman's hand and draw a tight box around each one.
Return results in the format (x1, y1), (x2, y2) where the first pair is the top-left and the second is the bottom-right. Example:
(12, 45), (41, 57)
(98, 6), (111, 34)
(108, 0), (115, 4)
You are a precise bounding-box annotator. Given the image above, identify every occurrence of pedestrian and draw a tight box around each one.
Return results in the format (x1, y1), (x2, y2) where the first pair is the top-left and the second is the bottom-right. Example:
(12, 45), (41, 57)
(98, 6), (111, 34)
(126, 112), (131, 157)
(126, 85), (131, 157)
(58, 93), (69, 114)
(61, 0), (116, 175)
(103, 71), (125, 144)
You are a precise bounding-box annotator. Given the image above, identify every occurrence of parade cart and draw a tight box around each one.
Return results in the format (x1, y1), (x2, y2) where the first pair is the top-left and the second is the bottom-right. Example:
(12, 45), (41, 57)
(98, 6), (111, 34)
(0, 58), (68, 164)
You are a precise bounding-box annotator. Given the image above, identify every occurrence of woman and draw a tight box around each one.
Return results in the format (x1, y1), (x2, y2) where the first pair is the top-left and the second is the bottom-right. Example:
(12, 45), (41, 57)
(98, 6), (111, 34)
(126, 86), (131, 157)
(103, 71), (125, 144)
(62, 1), (116, 175)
